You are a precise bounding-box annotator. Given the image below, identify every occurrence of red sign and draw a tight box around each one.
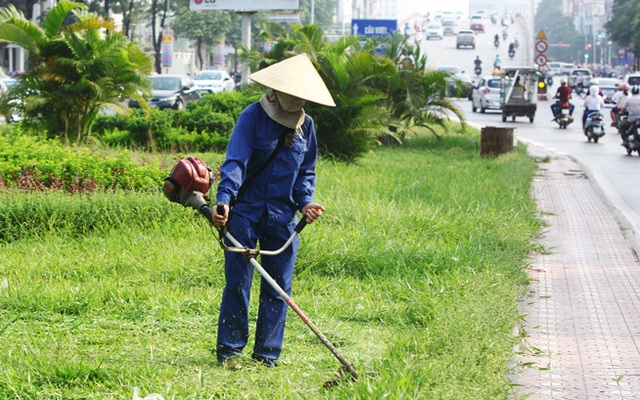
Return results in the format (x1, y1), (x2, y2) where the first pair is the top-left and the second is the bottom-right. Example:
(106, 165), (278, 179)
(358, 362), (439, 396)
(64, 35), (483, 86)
(535, 54), (548, 67)
(535, 40), (548, 53)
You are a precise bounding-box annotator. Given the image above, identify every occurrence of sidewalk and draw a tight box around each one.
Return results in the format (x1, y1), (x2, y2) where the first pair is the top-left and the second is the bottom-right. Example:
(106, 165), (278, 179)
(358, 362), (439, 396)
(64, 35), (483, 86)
(512, 141), (640, 399)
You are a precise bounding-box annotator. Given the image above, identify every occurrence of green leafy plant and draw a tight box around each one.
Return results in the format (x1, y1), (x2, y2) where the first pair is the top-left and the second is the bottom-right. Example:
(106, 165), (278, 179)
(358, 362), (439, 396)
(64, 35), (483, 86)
(0, 1), (153, 144)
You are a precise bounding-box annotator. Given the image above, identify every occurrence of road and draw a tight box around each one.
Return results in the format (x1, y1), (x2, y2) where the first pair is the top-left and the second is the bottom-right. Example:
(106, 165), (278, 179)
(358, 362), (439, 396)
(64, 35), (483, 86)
(419, 18), (640, 251)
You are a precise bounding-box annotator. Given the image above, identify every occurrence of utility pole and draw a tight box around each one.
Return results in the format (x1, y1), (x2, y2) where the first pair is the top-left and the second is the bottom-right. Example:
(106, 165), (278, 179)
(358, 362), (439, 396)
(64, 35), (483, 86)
(311, 0), (314, 24)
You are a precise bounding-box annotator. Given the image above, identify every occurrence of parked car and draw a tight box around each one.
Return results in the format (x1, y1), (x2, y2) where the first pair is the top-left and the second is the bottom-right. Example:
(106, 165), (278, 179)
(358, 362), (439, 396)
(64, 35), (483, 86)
(193, 70), (235, 94)
(441, 19), (457, 35)
(470, 15), (485, 33)
(597, 77), (622, 104)
(456, 29), (475, 49)
(1, 78), (23, 123)
(471, 75), (502, 113)
(425, 23), (444, 40)
(129, 74), (201, 110)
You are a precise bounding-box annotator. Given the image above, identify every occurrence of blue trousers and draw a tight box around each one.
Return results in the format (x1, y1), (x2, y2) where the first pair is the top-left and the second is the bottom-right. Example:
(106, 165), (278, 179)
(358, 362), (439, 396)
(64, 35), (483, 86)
(216, 212), (298, 362)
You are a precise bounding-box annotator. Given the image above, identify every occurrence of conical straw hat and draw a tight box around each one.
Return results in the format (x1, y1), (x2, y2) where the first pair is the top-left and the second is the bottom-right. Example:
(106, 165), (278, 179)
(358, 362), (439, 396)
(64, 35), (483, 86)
(249, 53), (336, 107)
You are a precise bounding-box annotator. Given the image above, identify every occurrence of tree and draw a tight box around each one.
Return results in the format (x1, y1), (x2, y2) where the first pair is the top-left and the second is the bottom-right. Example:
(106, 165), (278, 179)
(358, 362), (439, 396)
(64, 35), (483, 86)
(534, 0), (584, 62)
(241, 24), (464, 162)
(605, 0), (640, 66)
(170, 6), (233, 70)
(299, 0), (337, 27)
(0, 1), (153, 144)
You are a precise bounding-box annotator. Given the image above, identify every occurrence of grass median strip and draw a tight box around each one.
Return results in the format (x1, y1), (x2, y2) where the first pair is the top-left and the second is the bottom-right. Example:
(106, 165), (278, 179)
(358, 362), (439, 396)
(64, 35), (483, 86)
(0, 130), (542, 398)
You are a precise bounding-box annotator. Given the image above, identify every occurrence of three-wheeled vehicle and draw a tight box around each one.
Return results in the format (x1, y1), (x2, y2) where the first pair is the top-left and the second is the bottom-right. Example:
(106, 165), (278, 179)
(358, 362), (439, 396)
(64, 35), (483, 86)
(500, 67), (541, 123)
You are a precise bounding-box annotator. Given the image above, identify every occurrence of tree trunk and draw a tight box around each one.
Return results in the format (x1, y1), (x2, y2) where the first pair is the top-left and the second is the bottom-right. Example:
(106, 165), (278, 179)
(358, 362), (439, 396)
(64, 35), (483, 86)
(481, 126), (515, 157)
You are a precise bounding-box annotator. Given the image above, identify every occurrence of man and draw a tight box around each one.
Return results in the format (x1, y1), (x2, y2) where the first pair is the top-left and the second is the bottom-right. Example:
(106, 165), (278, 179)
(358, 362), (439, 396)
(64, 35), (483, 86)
(551, 79), (574, 120)
(618, 85), (640, 144)
(493, 54), (501, 70)
(212, 54), (335, 369)
(610, 83), (629, 127)
(582, 84), (605, 129)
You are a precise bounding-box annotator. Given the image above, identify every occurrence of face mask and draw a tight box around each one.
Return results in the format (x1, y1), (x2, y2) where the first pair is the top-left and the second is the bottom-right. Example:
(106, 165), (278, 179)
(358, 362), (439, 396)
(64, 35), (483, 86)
(275, 91), (306, 112)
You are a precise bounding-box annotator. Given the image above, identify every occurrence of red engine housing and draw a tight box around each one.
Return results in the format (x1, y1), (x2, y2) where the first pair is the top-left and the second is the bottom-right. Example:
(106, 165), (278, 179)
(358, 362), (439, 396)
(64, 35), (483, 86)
(169, 157), (212, 193)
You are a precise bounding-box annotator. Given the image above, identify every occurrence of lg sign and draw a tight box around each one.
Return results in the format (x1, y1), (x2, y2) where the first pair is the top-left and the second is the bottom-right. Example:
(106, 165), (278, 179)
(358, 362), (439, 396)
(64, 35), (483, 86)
(190, 0), (299, 11)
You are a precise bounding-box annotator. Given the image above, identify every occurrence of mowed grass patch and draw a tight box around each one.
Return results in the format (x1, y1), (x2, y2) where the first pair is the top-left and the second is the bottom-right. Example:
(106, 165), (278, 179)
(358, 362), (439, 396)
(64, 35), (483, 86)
(0, 131), (542, 399)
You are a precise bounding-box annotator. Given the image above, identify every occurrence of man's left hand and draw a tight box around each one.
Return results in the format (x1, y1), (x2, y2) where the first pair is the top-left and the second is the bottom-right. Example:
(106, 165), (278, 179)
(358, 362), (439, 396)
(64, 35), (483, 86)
(301, 203), (326, 224)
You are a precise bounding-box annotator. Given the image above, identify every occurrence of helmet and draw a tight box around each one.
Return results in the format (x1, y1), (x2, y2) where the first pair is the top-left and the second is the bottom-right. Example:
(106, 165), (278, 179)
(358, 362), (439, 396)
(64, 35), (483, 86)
(620, 82), (630, 91)
(633, 85), (640, 95)
(560, 78), (567, 85)
(589, 85), (599, 96)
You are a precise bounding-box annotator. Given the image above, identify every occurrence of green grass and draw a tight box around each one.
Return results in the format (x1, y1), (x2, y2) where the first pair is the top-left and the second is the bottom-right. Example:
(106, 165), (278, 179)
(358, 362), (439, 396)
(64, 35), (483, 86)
(0, 131), (542, 399)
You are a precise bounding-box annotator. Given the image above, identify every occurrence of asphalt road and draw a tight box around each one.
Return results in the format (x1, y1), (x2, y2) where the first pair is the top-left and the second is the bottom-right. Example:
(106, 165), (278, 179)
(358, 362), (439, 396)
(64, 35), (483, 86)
(419, 17), (640, 251)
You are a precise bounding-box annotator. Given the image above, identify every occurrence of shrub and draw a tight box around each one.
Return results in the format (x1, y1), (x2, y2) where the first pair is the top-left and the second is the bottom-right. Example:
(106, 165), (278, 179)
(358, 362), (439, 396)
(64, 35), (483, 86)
(92, 91), (260, 152)
(0, 131), (165, 192)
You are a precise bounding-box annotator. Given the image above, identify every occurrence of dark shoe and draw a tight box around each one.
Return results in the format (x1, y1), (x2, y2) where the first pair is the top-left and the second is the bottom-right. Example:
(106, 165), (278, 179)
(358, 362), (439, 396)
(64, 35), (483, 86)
(252, 354), (277, 368)
(611, 122), (618, 127)
(220, 359), (242, 371)
(219, 355), (242, 371)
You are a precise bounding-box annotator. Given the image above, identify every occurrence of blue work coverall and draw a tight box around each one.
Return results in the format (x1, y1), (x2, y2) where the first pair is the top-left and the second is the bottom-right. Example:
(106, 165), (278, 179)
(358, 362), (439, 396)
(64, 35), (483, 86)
(215, 102), (319, 362)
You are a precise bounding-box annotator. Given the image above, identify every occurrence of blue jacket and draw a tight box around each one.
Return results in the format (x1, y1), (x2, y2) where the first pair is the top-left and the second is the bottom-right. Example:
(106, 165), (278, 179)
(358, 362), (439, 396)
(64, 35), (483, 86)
(216, 102), (318, 225)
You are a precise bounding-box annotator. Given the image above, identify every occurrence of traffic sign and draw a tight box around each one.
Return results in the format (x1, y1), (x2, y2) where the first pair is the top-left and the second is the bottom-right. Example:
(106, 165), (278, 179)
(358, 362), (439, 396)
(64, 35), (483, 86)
(536, 30), (547, 40)
(535, 40), (548, 53)
(535, 53), (548, 67)
(351, 19), (397, 37)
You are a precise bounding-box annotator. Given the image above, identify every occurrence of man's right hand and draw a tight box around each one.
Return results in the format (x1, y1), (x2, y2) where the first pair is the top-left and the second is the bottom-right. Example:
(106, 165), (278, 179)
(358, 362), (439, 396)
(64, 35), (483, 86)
(213, 203), (229, 228)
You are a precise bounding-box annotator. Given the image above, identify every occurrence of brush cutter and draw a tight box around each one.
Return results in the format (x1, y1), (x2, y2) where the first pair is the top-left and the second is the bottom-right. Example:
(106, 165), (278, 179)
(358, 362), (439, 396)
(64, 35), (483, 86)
(163, 157), (358, 387)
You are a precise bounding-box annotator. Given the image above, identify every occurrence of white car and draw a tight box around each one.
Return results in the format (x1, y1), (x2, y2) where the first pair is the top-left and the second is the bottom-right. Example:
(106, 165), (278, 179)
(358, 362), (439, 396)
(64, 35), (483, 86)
(471, 76), (502, 113)
(193, 70), (235, 94)
(426, 23), (444, 40)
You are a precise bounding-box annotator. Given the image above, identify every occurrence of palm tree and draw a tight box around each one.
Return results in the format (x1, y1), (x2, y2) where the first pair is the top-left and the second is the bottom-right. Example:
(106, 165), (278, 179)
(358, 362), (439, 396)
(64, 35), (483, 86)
(374, 34), (466, 141)
(0, 1), (152, 144)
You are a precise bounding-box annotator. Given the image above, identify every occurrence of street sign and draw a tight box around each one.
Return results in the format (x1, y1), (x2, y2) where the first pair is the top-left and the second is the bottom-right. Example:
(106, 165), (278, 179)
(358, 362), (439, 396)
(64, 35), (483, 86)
(536, 30), (547, 41)
(535, 40), (548, 53)
(351, 19), (397, 37)
(535, 53), (548, 67)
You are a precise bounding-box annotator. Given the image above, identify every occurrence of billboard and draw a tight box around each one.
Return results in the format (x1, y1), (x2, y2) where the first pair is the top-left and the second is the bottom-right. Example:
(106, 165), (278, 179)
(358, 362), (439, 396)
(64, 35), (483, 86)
(190, 0), (300, 12)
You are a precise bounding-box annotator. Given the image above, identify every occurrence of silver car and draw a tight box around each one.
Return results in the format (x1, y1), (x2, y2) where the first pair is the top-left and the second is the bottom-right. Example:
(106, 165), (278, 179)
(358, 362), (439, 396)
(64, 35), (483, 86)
(471, 76), (502, 113)
(456, 30), (476, 49)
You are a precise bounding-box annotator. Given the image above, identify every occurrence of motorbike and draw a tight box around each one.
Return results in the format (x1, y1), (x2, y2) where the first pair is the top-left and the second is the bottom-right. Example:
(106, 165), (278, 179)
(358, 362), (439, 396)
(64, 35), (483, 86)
(555, 102), (573, 129)
(620, 117), (640, 156)
(502, 31), (508, 40)
(474, 65), (482, 76)
(494, 38), (500, 48)
(583, 110), (606, 143)
(546, 74), (554, 86)
(508, 49), (515, 59)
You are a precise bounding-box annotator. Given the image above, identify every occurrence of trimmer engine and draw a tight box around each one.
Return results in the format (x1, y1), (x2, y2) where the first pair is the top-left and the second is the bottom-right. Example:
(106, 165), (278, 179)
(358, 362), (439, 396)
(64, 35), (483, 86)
(163, 157), (215, 223)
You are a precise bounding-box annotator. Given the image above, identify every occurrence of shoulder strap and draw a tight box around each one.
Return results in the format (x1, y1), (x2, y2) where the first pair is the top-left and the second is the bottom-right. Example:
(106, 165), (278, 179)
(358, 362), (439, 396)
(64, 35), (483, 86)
(232, 127), (292, 206)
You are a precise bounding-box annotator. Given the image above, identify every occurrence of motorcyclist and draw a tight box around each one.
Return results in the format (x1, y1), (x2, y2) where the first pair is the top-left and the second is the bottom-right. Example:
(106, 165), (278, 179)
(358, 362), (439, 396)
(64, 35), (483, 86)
(508, 42), (515, 55)
(610, 83), (629, 127)
(581, 84), (605, 129)
(473, 56), (482, 74)
(494, 33), (500, 46)
(493, 54), (501, 70)
(618, 85), (640, 145)
(551, 79), (574, 120)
